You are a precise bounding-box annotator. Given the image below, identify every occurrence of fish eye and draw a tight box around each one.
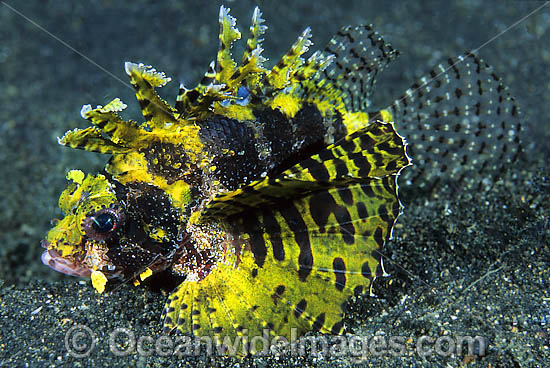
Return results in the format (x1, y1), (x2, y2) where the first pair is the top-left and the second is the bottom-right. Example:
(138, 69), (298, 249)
(92, 212), (116, 233)
(82, 208), (125, 241)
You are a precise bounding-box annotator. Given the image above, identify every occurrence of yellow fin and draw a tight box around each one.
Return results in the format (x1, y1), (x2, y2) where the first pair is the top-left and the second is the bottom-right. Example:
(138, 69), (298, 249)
(265, 27), (312, 90)
(216, 6), (241, 84)
(80, 99), (143, 147)
(66, 170), (85, 185)
(242, 7), (267, 65)
(124, 62), (176, 129)
(59, 126), (130, 154)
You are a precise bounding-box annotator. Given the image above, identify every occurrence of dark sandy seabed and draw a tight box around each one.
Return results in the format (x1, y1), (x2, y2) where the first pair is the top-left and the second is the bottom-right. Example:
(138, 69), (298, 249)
(0, 0), (549, 367)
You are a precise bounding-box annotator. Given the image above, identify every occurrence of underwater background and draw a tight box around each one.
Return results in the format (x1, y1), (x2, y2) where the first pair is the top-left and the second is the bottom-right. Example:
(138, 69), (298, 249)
(0, 0), (549, 366)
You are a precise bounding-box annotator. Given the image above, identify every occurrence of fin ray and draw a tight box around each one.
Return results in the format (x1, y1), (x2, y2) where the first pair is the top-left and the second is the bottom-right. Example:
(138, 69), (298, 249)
(321, 25), (399, 112)
(388, 52), (522, 190)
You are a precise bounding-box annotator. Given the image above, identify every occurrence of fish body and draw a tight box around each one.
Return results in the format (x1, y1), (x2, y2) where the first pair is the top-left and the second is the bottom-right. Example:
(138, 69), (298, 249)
(41, 6), (520, 353)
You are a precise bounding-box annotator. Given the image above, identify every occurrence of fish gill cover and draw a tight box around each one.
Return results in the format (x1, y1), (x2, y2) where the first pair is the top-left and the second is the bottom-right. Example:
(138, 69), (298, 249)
(40, 5), (521, 355)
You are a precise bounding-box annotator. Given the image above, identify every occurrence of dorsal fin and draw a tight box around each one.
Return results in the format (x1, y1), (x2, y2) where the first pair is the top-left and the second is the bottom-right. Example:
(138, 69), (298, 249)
(216, 5), (241, 85)
(59, 127), (130, 154)
(124, 62), (177, 129)
(321, 24), (399, 112)
(79, 98), (142, 144)
(59, 99), (138, 154)
(241, 7), (267, 66)
(175, 61), (220, 119)
(175, 6), (268, 120)
(263, 27), (313, 92)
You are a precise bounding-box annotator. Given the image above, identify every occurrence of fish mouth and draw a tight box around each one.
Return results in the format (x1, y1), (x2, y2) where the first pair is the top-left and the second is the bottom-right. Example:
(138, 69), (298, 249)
(41, 240), (92, 278)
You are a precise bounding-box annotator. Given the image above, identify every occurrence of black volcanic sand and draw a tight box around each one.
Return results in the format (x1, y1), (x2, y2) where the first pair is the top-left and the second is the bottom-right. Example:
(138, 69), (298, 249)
(1, 1), (549, 367)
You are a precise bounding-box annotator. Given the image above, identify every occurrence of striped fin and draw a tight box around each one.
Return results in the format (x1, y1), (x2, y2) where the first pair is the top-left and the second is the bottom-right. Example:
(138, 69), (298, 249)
(241, 7), (267, 65)
(197, 61), (218, 95)
(79, 98), (143, 146)
(216, 5), (242, 85)
(269, 25), (397, 125)
(58, 126), (130, 154)
(230, 46), (267, 92)
(124, 62), (177, 129)
(264, 27), (313, 90)
(275, 51), (338, 114)
(388, 52), (522, 190)
(175, 61), (218, 118)
(295, 50), (334, 82)
(164, 174), (403, 351)
(162, 255), (279, 355)
(216, 7), (267, 94)
(175, 7), (266, 119)
(199, 119), (409, 221)
(174, 83), (196, 118)
(321, 25), (399, 111)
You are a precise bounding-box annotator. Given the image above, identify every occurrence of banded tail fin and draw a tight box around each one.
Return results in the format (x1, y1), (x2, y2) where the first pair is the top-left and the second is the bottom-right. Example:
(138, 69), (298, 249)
(388, 53), (522, 191)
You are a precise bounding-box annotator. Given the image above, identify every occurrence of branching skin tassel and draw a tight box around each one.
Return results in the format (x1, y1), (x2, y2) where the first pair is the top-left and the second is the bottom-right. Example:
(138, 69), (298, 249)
(41, 6), (521, 356)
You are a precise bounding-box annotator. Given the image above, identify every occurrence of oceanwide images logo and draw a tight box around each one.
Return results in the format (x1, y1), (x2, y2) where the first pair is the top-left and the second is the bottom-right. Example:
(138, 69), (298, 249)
(65, 324), (487, 358)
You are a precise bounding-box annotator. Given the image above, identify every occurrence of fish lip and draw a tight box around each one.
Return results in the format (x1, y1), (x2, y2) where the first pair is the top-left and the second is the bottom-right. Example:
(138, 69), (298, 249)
(41, 248), (92, 278)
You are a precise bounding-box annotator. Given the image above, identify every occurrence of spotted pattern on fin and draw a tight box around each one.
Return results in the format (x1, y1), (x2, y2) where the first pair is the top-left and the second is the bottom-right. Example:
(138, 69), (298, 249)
(322, 25), (400, 112)
(388, 53), (522, 190)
